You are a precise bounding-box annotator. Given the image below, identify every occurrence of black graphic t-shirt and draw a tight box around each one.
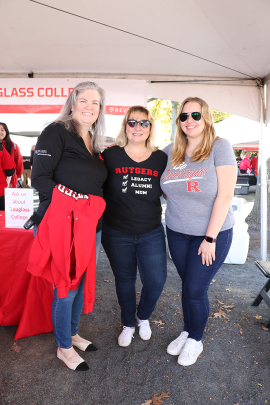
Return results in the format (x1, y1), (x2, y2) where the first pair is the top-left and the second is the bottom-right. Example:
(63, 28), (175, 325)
(102, 146), (168, 233)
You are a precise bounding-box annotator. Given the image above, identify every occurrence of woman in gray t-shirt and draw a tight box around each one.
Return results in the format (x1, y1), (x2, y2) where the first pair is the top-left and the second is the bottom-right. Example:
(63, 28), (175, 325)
(161, 96), (237, 367)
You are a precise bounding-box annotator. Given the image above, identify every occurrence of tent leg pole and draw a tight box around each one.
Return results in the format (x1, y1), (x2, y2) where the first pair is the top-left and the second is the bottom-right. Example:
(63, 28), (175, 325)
(260, 85), (267, 260)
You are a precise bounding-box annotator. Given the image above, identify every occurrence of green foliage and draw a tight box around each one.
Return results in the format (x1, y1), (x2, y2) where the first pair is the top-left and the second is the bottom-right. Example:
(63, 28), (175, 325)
(234, 149), (242, 156)
(211, 110), (231, 123)
(147, 99), (172, 148)
(148, 99), (172, 130)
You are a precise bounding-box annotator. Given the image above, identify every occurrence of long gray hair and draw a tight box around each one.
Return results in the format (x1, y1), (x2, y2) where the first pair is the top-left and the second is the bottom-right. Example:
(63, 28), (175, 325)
(53, 81), (106, 152)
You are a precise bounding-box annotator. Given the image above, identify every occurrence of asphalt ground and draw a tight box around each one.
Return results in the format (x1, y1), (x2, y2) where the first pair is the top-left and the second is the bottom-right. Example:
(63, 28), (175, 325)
(1, 186), (270, 405)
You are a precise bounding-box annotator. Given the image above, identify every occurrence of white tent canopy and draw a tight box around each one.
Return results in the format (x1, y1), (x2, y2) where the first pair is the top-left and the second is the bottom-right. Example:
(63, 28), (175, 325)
(214, 115), (260, 145)
(1, 0), (269, 259)
(1, 0), (270, 121)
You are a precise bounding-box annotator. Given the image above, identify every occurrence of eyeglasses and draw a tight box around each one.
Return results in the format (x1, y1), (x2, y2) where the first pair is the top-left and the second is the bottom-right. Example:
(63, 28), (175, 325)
(126, 119), (151, 128)
(179, 112), (202, 122)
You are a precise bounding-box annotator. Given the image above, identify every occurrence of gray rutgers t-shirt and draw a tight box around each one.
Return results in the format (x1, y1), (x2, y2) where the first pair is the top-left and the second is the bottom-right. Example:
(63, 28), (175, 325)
(161, 138), (236, 236)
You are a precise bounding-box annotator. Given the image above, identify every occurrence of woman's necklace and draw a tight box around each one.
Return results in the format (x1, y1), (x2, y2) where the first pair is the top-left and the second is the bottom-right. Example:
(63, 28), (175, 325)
(125, 146), (150, 162)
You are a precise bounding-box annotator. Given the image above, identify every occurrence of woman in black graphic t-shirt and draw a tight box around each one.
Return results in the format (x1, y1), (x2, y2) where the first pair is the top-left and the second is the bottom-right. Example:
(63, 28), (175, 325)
(102, 106), (168, 348)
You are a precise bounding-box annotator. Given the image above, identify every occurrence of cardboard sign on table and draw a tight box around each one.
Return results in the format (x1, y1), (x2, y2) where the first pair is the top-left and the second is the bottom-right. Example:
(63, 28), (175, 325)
(5, 188), (33, 228)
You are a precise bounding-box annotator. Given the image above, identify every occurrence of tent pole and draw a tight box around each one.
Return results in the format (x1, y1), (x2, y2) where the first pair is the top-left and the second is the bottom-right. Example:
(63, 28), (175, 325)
(260, 84), (267, 260)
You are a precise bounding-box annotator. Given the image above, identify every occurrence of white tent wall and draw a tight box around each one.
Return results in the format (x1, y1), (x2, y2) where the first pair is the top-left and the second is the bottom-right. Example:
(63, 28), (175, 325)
(149, 81), (261, 122)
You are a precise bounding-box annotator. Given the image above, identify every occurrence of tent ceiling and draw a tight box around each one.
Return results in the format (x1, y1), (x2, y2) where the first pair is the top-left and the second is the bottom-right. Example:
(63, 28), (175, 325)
(1, 0), (270, 79)
(2, 0), (269, 259)
(1, 0), (270, 121)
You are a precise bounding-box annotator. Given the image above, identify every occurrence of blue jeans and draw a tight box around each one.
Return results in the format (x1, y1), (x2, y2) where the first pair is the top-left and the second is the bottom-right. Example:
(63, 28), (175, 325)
(166, 227), (233, 341)
(52, 230), (102, 348)
(101, 223), (167, 327)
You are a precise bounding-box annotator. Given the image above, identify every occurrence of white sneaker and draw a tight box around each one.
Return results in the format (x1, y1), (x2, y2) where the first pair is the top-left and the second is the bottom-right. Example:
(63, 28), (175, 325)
(137, 318), (152, 340)
(118, 326), (135, 347)
(167, 331), (189, 355)
(177, 338), (203, 366)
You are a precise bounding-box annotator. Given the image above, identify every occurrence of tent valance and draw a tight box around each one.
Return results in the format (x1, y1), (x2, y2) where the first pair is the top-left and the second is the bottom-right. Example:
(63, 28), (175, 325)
(232, 141), (259, 152)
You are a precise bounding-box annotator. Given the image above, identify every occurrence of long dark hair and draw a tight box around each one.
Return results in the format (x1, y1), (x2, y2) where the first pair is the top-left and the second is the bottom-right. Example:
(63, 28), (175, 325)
(0, 122), (12, 154)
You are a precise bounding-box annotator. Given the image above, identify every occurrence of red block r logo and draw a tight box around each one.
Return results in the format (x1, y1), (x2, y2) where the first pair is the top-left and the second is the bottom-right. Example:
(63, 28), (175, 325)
(186, 181), (201, 192)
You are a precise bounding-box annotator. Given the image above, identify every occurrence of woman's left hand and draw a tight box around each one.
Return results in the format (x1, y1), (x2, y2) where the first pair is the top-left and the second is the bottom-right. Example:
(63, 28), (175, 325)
(198, 239), (216, 266)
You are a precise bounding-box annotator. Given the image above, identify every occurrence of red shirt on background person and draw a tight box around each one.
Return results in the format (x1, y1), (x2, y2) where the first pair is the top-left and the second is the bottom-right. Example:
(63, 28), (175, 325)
(239, 154), (251, 174)
(0, 122), (23, 188)
(250, 155), (258, 176)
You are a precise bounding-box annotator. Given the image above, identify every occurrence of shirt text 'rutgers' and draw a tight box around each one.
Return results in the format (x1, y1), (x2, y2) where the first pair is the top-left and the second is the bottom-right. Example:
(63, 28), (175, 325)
(115, 167), (158, 176)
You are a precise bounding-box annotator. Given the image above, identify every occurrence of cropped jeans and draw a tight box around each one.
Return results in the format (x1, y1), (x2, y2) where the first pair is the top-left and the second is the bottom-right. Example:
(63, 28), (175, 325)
(101, 223), (167, 327)
(51, 230), (101, 349)
(166, 226), (233, 341)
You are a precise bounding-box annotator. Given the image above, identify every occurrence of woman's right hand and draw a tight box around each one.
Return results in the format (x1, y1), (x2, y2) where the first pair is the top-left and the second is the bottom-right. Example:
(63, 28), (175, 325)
(198, 239), (216, 266)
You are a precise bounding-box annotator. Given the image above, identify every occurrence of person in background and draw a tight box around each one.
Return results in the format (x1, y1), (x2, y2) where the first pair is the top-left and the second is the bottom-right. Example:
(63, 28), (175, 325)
(28, 81), (108, 372)
(235, 154), (242, 175)
(161, 97), (237, 366)
(22, 157), (31, 188)
(30, 145), (35, 167)
(250, 153), (258, 177)
(239, 153), (251, 174)
(0, 142), (15, 210)
(0, 123), (23, 188)
(101, 106), (168, 348)
(236, 153), (242, 167)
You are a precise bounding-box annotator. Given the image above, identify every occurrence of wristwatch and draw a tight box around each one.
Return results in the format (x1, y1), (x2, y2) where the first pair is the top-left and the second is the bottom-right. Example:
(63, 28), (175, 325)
(204, 236), (217, 243)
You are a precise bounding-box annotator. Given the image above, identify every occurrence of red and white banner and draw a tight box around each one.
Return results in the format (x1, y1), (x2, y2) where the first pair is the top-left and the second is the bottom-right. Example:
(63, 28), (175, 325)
(0, 78), (147, 115)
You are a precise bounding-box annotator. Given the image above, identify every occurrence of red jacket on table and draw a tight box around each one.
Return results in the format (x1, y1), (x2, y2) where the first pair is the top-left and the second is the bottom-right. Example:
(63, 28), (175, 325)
(2, 140), (23, 188)
(0, 144), (16, 196)
(27, 184), (106, 313)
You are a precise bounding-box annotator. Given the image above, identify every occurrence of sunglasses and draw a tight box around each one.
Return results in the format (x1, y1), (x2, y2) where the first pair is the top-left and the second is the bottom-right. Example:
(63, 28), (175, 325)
(127, 119), (151, 128)
(179, 112), (202, 122)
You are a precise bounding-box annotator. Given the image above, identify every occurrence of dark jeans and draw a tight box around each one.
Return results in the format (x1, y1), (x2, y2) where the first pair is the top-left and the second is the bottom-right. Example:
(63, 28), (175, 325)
(166, 226), (233, 341)
(51, 230), (102, 348)
(33, 225), (101, 348)
(102, 223), (167, 327)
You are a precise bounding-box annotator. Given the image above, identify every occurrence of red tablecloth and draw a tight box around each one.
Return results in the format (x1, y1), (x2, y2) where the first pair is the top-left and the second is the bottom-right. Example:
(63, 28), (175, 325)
(0, 212), (53, 340)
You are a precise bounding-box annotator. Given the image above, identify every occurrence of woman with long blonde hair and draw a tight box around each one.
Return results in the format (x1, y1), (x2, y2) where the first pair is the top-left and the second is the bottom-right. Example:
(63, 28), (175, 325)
(161, 97), (237, 366)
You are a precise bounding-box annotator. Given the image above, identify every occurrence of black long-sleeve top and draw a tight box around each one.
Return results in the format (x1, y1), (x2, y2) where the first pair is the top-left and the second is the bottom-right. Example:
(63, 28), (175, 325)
(31, 123), (108, 231)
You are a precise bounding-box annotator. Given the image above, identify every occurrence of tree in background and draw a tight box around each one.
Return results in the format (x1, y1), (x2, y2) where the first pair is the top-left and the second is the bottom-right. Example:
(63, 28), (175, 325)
(211, 110), (231, 124)
(148, 98), (231, 147)
(147, 99), (173, 148)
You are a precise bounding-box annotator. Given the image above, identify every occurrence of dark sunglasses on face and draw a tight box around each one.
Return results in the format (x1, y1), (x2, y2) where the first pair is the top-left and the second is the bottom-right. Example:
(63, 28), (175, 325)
(179, 112), (202, 122)
(126, 119), (151, 128)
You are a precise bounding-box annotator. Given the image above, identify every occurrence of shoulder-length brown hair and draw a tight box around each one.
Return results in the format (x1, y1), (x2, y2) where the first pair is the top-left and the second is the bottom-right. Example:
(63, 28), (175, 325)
(116, 106), (157, 152)
(171, 97), (218, 166)
(0, 122), (12, 154)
